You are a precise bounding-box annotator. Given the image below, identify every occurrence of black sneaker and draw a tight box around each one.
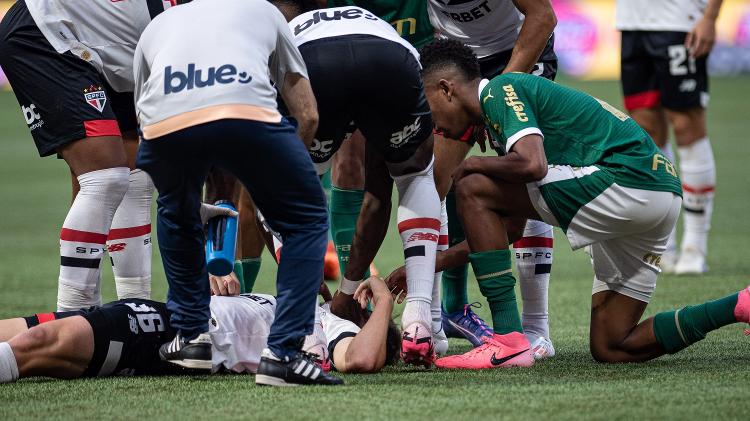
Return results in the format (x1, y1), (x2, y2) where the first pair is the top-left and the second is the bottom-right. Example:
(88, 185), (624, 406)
(255, 349), (344, 386)
(159, 332), (212, 370)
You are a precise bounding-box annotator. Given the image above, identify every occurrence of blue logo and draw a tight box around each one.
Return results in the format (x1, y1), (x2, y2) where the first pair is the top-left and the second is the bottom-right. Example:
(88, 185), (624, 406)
(164, 64), (252, 94)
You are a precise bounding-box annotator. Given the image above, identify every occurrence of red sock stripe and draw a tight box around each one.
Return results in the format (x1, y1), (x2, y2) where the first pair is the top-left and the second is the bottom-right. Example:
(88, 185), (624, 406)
(36, 313), (56, 324)
(623, 90), (660, 111)
(513, 236), (553, 248)
(682, 184), (715, 194)
(398, 218), (441, 233)
(60, 228), (108, 244)
(83, 119), (121, 138)
(438, 235), (449, 246)
(108, 224), (152, 240)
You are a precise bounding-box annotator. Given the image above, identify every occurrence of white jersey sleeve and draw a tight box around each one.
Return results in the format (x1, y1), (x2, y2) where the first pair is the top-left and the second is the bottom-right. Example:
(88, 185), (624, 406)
(616, 0), (708, 32)
(209, 294), (277, 373)
(24, 0), (172, 92)
(427, 0), (523, 58)
(319, 303), (361, 366)
(288, 7), (419, 61)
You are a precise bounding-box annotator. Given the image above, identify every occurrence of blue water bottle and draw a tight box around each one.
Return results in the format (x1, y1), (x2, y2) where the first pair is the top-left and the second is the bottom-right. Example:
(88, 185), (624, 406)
(205, 200), (238, 276)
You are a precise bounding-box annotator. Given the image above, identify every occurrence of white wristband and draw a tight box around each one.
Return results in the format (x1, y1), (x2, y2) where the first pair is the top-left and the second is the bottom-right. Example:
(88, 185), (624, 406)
(340, 277), (363, 295)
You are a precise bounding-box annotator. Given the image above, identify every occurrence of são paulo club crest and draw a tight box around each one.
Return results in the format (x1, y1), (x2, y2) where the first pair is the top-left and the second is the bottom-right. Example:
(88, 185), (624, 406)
(83, 85), (107, 113)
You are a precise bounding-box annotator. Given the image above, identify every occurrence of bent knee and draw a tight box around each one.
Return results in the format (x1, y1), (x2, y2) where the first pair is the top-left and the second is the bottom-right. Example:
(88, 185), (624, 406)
(454, 173), (490, 204)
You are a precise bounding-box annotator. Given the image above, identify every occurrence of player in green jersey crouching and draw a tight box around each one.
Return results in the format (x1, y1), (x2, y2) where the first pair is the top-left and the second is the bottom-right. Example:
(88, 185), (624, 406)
(417, 39), (750, 369)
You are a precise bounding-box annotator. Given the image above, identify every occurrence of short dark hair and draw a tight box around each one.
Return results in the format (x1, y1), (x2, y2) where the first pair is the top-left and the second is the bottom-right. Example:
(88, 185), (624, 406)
(419, 38), (481, 81)
(268, 0), (318, 15)
(384, 319), (402, 366)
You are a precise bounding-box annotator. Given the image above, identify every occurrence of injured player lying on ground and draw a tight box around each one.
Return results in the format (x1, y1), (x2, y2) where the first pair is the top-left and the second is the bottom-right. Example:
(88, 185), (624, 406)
(0, 276), (400, 383)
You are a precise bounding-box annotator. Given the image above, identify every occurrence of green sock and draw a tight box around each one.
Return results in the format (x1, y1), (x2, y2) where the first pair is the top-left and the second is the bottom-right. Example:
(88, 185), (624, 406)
(233, 260), (245, 293)
(653, 292), (739, 354)
(469, 249), (522, 334)
(329, 187), (369, 279)
(240, 258), (261, 293)
(442, 190), (469, 313)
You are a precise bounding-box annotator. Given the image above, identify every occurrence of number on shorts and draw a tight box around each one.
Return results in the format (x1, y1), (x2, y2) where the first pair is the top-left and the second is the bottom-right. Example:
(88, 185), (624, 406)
(124, 302), (165, 333)
(668, 45), (696, 76)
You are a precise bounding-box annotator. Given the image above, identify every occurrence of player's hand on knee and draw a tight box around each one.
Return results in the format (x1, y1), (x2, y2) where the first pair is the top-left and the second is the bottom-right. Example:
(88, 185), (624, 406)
(384, 266), (407, 304)
(452, 156), (480, 184)
(199, 202), (239, 225)
(209, 272), (240, 296)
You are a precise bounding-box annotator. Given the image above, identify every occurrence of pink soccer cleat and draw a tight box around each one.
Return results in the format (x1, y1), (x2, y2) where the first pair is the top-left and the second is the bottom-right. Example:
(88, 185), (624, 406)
(734, 286), (750, 335)
(435, 332), (534, 369)
(401, 322), (435, 368)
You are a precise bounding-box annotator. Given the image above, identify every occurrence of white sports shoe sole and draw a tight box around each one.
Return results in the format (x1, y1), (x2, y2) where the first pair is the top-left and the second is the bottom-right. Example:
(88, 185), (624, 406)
(255, 374), (299, 387)
(167, 359), (213, 370)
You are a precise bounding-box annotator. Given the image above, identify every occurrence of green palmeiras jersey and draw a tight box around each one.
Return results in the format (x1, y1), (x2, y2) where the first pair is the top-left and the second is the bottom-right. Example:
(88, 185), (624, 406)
(479, 72), (683, 197)
(327, 0), (434, 48)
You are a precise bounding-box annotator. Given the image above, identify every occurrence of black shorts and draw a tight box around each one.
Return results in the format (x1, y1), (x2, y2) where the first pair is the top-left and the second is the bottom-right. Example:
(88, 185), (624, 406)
(24, 299), (177, 377)
(296, 34), (433, 171)
(620, 30), (709, 111)
(0, 0), (136, 157)
(479, 34), (558, 80)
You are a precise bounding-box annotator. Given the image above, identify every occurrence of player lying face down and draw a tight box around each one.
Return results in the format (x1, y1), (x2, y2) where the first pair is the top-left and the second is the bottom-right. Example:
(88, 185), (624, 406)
(0, 276), (400, 383)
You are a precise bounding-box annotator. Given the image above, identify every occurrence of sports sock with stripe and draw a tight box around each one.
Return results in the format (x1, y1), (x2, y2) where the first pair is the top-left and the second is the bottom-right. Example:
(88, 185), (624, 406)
(514, 220), (553, 341)
(108, 169), (154, 300)
(470, 249), (523, 335)
(0, 342), (19, 383)
(678, 137), (715, 255)
(394, 162), (441, 328)
(441, 190), (469, 314)
(653, 292), (738, 353)
(58, 167), (129, 311)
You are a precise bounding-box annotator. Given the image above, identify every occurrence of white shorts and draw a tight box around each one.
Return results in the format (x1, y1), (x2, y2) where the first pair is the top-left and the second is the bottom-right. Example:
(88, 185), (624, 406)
(527, 165), (682, 302)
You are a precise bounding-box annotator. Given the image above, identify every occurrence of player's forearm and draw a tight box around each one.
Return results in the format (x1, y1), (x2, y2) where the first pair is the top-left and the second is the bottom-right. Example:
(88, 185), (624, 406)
(344, 192), (391, 282)
(702, 0), (723, 21)
(468, 153), (546, 183)
(435, 240), (470, 272)
(280, 72), (319, 148)
(505, 0), (557, 73)
(342, 294), (393, 372)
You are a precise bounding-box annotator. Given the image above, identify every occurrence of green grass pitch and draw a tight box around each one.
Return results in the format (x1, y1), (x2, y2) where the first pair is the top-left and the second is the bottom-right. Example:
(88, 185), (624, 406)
(0, 77), (749, 420)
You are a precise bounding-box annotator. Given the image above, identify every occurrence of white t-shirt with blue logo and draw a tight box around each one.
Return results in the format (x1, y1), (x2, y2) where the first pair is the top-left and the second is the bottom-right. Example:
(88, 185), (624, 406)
(133, 0), (308, 130)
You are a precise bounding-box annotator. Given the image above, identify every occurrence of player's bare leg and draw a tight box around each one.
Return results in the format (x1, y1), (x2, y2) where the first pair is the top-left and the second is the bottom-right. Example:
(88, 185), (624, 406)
(589, 286), (749, 362)
(0, 317), (94, 382)
(0, 319), (29, 342)
(629, 106), (679, 271)
(667, 107), (714, 274)
(236, 188), (265, 293)
(436, 173), (537, 369)
(57, 136), (130, 311)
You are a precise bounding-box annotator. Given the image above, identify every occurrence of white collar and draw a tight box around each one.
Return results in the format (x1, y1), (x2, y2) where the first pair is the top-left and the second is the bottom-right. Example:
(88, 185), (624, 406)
(478, 78), (490, 100)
